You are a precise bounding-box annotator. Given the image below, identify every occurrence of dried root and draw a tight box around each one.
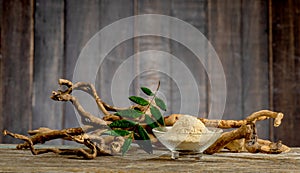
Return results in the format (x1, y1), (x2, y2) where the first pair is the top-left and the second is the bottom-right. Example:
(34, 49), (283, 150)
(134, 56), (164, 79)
(2, 127), (125, 159)
(204, 123), (289, 154)
(165, 110), (284, 128)
(165, 111), (289, 154)
(2, 79), (290, 159)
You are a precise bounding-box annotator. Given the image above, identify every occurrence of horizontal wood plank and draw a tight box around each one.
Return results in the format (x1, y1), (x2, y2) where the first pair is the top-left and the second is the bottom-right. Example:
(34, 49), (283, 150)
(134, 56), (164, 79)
(0, 145), (299, 172)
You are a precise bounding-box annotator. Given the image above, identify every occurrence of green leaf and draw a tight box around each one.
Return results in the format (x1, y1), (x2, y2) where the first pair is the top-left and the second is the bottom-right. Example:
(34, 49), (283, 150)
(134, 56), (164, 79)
(145, 114), (159, 129)
(129, 96), (149, 106)
(141, 87), (154, 96)
(150, 105), (165, 126)
(114, 112), (121, 116)
(134, 125), (153, 154)
(109, 120), (137, 128)
(117, 109), (144, 118)
(104, 130), (131, 136)
(155, 97), (167, 111)
(122, 137), (132, 156)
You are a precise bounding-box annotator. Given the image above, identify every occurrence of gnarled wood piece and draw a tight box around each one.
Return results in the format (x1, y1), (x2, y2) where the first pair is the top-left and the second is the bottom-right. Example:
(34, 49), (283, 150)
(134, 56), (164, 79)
(204, 123), (290, 154)
(2, 78), (290, 159)
(165, 110), (284, 128)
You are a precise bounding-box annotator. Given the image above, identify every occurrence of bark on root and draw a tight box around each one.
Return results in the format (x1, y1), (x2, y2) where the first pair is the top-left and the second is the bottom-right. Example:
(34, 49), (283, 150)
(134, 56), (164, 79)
(2, 79), (290, 159)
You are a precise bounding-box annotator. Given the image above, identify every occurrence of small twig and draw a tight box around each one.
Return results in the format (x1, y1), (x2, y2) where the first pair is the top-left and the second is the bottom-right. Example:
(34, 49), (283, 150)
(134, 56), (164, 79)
(56, 79), (110, 116)
(51, 91), (107, 127)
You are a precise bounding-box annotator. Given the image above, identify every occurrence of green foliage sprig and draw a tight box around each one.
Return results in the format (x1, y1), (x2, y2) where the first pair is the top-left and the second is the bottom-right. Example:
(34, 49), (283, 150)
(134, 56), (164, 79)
(108, 82), (167, 155)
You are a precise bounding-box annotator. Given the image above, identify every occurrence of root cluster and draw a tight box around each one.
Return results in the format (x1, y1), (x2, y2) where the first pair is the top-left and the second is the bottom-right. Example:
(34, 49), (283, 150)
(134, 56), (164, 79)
(2, 79), (290, 159)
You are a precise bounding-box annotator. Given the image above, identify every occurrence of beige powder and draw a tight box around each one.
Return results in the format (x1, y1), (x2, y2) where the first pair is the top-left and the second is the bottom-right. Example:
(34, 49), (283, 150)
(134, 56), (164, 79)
(166, 114), (209, 144)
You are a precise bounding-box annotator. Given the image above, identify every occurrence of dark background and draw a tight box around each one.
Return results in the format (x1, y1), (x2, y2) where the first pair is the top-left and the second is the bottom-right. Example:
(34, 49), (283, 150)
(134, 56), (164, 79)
(0, 0), (299, 146)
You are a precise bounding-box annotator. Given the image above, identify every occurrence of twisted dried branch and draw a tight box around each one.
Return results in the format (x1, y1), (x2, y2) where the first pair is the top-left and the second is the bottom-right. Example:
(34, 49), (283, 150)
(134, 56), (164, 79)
(2, 78), (290, 159)
(165, 110), (284, 128)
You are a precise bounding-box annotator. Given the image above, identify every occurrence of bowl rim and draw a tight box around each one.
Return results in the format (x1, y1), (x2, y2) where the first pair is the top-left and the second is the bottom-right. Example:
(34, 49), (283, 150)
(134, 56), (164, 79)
(152, 126), (223, 135)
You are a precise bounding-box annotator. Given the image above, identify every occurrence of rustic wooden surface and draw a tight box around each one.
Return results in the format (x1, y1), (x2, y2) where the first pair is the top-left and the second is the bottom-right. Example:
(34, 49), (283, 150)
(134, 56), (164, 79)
(0, 0), (299, 146)
(0, 145), (299, 172)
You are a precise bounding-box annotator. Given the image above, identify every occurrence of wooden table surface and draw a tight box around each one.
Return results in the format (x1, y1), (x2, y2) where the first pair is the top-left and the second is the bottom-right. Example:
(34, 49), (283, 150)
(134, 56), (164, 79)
(0, 144), (299, 172)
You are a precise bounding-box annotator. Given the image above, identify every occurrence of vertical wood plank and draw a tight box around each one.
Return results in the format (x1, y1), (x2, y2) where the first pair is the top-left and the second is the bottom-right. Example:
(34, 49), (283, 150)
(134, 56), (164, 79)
(0, 0), (3, 143)
(170, 0), (208, 117)
(135, 0), (172, 115)
(33, 0), (64, 139)
(65, 0), (134, 130)
(272, 0), (300, 146)
(295, 0), (300, 146)
(65, 0), (102, 129)
(96, 0), (134, 109)
(1, 0), (34, 143)
(208, 0), (243, 120)
(241, 0), (269, 139)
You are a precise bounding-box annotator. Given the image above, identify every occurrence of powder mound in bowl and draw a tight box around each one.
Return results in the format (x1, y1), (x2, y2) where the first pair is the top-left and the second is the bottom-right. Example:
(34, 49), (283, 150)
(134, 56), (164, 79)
(165, 114), (211, 150)
(170, 114), (208, 134)
(153, 114), (222, 152)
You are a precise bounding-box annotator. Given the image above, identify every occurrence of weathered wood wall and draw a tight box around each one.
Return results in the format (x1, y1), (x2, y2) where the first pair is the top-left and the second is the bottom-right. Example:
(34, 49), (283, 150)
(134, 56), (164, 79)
(271, 0), (300, 146)
(0, 0), (299, 146)
(1, 0), (34, 143)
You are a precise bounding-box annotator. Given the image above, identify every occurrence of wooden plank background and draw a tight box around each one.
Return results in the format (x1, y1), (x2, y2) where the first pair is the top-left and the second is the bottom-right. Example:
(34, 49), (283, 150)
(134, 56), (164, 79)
(33, 0), (64, 145)
(1, 0), (34, 143)
(271, 0), (300, 146)
(0, 0), (299, 146)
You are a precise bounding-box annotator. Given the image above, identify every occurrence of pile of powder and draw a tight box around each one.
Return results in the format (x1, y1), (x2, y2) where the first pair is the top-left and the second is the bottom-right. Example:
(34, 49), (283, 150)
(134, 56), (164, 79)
(166, 114), (209, 143)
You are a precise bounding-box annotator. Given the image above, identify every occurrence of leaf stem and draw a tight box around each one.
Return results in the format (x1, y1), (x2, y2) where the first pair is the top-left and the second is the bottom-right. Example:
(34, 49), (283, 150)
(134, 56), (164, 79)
(143, 81), (160, 114)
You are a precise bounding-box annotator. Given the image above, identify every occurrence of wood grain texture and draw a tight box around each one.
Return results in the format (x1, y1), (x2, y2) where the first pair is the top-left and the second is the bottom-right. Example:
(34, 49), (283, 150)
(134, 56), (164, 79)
(135, 0), (173, 116)
(170, 0), (208, 117)
(1, 0), (34, 143)
(96, 0), (134, 109)
(33, 0), (64, 135)
(272, 0), (300, 146)
(0, 0), (3, 143)
(294, 1), (300, 142)
(241, 0), (269, 139)
(0, 145), (299, 172)
(208, 0), (243, 120)
(65, 0), (134, 130)
(0, 0), (299, 146)
(64, 0), (102, 129)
